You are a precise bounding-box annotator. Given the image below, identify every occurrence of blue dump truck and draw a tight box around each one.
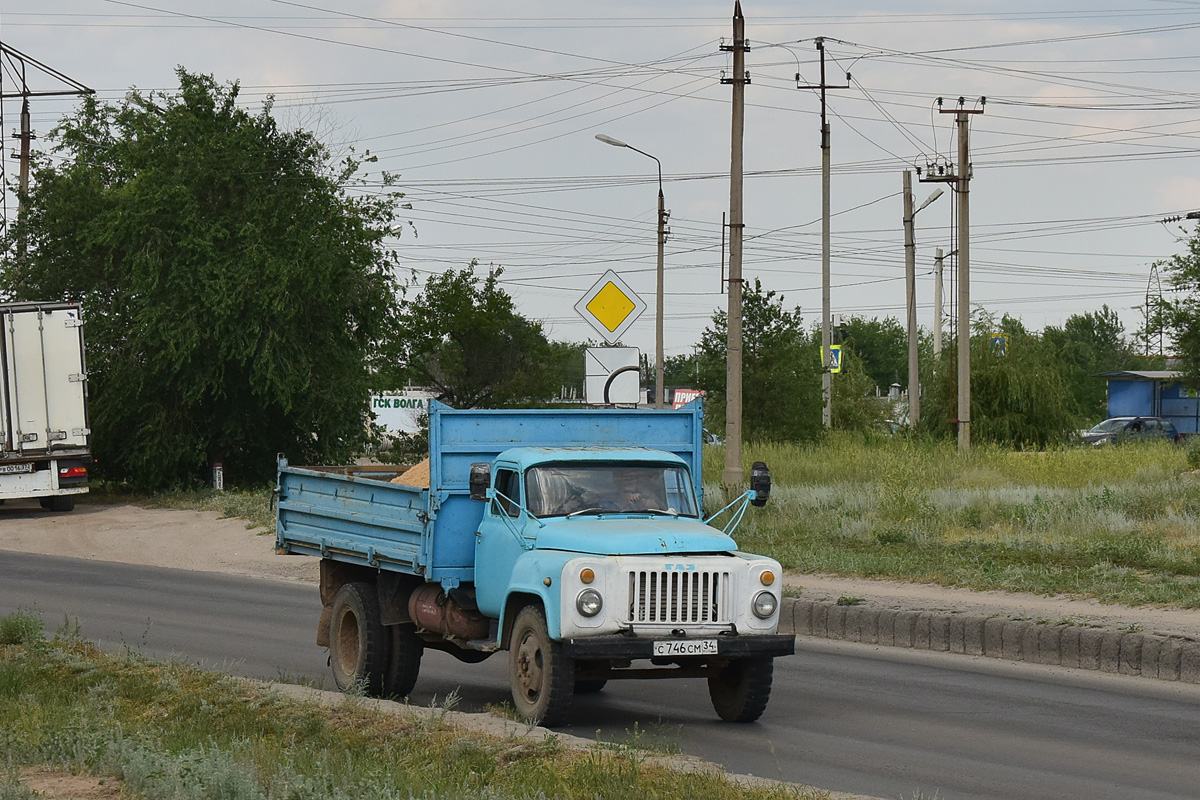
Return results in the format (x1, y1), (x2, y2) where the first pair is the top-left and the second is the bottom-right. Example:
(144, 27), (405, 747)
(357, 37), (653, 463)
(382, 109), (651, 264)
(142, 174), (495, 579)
(275, 401), (793, 725)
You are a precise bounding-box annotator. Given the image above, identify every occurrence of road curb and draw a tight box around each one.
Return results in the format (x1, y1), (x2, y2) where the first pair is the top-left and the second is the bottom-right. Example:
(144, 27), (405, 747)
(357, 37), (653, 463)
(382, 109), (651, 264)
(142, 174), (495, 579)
(779, 597), (1200, 684)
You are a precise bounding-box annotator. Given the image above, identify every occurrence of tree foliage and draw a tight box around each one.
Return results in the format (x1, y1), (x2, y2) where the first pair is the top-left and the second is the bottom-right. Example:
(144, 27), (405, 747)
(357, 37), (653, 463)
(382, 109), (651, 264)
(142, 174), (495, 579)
(1043, 305), (1144, 422)
(839, 316), (907, 391)
(1161, 226), (1200, 389)
(1, 70), (403, 488)
(921, 312), (1079, 448)
(388, 263), (561, 408)
(696, 280), (822, 441)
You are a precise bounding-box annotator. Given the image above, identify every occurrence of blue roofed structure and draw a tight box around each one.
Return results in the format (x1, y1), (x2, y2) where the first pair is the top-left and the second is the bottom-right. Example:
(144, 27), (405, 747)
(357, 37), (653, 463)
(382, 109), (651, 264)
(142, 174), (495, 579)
(1098, 370), (1199, 435)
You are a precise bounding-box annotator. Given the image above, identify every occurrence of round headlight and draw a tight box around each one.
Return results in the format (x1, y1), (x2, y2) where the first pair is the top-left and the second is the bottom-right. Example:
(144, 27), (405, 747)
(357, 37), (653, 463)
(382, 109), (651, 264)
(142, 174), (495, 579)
(752, 591), (778, 619)
(576, 588), (604, 617)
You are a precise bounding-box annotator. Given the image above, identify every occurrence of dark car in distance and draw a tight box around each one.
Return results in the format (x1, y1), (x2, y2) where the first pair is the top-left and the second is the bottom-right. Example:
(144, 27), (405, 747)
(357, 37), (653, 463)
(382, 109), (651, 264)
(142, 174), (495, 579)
(1080, 416), (1183, 446)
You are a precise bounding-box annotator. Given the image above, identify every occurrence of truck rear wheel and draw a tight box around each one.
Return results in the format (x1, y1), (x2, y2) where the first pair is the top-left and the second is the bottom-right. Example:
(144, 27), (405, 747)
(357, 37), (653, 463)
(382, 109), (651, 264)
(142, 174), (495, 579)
(708, 657), (774, 722)
(383, 623), (423, 698)
(509, 605), (573, 726)
(329, 582), (388, 696)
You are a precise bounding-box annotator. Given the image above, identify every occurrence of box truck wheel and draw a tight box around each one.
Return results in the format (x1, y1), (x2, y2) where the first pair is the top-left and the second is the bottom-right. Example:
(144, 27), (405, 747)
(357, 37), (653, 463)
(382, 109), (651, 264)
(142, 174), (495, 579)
(708, 657), (774, 722)
(329, 582), (388, 696)
(509, 605), (573, 726)
(40, 496), (75, 512)
(383, 623), (423, 698)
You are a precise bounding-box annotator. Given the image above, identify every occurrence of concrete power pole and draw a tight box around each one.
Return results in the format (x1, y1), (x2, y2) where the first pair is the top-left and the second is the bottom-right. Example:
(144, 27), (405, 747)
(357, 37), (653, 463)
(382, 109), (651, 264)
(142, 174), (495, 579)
(933, 247), (944, 359)
(0, 43), (93, 238)
(940, 98), (984, 452)
(797, 39), (849, 428)
(721, 1), (749, 489)
(903, 171), (918, 427)
(902, 172), (942, 428)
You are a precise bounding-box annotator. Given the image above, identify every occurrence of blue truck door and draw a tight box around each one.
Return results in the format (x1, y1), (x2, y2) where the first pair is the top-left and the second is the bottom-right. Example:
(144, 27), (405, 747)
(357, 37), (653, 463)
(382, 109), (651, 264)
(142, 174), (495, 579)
(474, 463), (530, 618)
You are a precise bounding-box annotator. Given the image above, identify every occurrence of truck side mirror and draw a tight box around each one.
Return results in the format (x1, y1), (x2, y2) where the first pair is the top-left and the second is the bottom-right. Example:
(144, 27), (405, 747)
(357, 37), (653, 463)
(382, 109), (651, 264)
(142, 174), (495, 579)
(469, 462), (491, 501)
(750, 461), (771, 507)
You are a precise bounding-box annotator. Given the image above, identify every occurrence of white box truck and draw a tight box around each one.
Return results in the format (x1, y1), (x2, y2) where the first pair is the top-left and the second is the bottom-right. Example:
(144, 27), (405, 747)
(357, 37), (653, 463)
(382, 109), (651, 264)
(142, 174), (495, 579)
(0, 302), (91, 511)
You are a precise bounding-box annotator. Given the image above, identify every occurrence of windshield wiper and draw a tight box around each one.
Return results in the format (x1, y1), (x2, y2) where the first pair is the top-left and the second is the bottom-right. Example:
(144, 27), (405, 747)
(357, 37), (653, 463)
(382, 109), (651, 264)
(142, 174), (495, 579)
(565, 507), (610, 518)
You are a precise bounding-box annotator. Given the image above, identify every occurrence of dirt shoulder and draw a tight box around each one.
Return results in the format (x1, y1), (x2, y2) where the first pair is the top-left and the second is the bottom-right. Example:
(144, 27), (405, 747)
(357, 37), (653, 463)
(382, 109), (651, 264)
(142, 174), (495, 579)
(3, 499), (1199, 642)
(0, 499), (316, 584)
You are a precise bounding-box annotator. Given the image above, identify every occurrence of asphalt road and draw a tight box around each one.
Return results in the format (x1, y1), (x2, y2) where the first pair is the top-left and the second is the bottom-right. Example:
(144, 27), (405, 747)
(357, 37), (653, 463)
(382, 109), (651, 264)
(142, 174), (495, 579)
(2, 551), (1198, 800)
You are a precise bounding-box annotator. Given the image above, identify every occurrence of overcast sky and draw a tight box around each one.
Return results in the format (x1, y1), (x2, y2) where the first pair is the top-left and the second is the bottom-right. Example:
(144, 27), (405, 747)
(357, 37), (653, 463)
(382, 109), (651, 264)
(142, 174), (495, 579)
(3, 1), (1199, 362)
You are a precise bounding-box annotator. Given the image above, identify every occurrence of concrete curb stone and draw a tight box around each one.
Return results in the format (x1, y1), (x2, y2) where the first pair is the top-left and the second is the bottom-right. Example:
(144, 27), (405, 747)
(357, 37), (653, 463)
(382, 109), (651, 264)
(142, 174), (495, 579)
(779, 597), (1200, 685)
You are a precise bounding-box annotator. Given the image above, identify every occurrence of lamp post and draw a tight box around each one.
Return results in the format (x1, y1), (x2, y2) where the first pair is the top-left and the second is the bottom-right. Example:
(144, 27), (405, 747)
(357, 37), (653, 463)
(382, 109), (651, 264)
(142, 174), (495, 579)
(902, 171), (943, 427)
(596, 133), (667, 409)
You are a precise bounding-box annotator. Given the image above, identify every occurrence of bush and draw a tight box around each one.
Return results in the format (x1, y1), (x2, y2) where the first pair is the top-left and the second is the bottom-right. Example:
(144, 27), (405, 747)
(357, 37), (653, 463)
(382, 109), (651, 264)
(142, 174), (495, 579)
(0, 611), (44, 646)
(1185, 436), (1200, 471)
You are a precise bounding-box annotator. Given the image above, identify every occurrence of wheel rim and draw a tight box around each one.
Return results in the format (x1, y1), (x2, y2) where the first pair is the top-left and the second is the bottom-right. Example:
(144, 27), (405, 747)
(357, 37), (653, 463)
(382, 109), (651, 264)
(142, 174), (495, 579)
(335, 607), (361, 678)
(515, 629), (545, 703)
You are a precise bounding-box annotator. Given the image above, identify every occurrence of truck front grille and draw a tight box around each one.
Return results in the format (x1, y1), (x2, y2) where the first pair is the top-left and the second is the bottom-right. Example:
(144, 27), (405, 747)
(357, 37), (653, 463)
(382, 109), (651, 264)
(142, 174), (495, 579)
(626, 569), (731, 624)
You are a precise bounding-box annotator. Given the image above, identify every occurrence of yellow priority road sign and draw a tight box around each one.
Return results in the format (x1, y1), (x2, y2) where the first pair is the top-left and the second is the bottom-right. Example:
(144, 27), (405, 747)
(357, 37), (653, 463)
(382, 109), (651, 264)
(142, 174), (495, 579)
(574, 269), (648, 343)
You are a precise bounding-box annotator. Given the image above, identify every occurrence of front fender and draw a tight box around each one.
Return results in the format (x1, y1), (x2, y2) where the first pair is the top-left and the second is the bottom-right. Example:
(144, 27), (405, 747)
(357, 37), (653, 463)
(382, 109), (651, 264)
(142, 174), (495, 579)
(500, 549), (579, 641)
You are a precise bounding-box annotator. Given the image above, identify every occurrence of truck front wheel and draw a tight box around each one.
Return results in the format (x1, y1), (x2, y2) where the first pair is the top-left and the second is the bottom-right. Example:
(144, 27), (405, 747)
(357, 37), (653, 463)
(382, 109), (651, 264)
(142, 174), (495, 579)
(708, 657), (774, 722)
(384, 623), (423, 698)
(329, 582), (388, 696)
(509, 606), (573, 726)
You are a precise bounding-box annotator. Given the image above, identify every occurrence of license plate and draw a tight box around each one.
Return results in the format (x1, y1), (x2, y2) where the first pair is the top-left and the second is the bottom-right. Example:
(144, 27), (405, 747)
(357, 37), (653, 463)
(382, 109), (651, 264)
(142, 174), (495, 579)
(0, 462), (32, 475)
(653, 639), (718, 657)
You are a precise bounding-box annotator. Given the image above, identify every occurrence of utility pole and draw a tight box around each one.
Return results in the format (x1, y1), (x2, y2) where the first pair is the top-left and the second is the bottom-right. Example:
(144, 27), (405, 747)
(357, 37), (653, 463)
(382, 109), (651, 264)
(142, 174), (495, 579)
(721, 1), (749, 489)
(945, 98), (983, 452)
(903, 172), (918, 427)
(796, 38), (849, 428)
(0, 43), (93, 239)
(902, 172), (942, 428)
(921, 96), (982, 452)
(933, 247), (944, 359)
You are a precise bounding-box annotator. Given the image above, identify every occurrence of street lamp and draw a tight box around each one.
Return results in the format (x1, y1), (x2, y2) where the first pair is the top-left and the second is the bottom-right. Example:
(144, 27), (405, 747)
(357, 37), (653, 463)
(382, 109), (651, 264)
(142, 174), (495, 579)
(903, 171), (943, 427)
(595, 133), (668, 410)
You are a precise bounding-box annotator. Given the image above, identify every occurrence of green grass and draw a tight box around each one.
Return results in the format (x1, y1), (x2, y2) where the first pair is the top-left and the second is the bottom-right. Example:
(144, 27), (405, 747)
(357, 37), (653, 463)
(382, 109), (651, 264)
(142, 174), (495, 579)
(0, 613), (824, 800)
(706, 434), (1200, 608)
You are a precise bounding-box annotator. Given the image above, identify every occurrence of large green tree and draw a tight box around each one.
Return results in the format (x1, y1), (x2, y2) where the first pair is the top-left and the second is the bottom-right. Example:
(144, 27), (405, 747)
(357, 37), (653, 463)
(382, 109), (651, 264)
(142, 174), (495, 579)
(696, 280), (821, 441)
(1160, 225), (1200, 388)
(1043, 305), (1144, 422)
(388, 263), (561, 408)
(838, 316), (907, 391)
(1, 70), (403, 488)
(921, 312), (1078, 447)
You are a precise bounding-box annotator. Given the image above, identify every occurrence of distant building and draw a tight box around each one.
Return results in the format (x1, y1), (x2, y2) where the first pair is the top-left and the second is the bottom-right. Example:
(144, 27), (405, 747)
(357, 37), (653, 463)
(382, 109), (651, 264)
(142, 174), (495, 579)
(1098, 370), (1199, 435)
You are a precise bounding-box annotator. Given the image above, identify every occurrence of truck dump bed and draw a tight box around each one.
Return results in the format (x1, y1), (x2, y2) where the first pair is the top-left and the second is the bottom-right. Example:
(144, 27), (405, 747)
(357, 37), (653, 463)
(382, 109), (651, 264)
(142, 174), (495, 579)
(275, 400), (705, 587)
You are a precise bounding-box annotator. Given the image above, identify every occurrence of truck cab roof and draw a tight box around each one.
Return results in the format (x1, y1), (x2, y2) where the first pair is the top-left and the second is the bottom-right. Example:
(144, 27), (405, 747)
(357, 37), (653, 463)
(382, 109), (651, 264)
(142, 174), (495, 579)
(494, 447), (688, 470)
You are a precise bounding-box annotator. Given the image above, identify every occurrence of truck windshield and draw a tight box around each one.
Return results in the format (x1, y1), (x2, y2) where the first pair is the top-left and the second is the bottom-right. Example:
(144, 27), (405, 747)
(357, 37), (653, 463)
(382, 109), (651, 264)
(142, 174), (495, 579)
(524, 463), (698, 518)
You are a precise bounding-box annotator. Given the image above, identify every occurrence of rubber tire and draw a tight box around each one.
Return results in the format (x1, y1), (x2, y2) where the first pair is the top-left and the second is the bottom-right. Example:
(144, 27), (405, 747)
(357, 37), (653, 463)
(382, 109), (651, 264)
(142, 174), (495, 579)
(329, 582), (388, 696)
(708, 657), (774, 722)
(383, 623), (423, 699)
(573, 678), (607, 694)
(40, 496), (75, 512)
(509, 605), (574, 726)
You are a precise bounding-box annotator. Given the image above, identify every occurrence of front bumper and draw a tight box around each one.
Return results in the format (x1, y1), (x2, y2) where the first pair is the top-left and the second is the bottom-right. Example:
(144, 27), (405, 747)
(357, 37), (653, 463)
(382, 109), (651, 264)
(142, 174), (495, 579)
(561, 633), (795, 660)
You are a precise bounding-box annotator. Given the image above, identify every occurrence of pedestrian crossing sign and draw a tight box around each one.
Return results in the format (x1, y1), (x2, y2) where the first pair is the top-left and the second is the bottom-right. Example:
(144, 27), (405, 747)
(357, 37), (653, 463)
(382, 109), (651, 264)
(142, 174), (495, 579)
(824, 344), (842, 374)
